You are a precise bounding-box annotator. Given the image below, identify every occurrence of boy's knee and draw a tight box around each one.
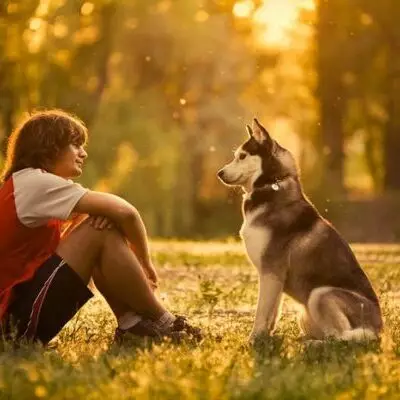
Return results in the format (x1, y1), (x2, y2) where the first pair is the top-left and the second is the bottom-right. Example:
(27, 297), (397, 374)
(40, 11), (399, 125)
(82, 220), (126, 244)
(63, 218), (124, 247)
(57, 219), (126, 268)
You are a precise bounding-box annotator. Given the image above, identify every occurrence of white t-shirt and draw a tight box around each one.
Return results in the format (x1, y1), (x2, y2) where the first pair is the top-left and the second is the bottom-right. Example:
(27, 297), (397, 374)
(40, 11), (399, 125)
(12, 168), (88, 228)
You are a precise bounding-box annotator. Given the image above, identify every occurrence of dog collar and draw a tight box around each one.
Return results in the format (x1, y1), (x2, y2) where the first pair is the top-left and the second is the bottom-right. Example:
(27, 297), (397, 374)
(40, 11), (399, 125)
(254, 178), (287, 192)
(271, 182), (280, 191)
(260, 180), (282, 191)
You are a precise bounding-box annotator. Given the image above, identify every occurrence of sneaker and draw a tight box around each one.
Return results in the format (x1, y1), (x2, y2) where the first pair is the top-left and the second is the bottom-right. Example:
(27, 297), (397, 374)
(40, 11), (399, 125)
(114, 319), (185, 344)
(114, 316), (202, 344)
(171, 315), (203, 341)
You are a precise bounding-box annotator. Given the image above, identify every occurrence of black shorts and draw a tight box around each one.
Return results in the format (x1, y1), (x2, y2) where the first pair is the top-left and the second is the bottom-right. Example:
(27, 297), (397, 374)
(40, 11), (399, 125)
(2, 254), (93, 345)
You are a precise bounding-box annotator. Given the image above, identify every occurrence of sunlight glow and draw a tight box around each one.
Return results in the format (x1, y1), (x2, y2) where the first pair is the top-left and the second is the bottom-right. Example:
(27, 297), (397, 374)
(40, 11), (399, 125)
(81, 2), (95, 16)
(250, 0), (315, 47)
(233, 0), (255, 18)
(36, 0), (51, 17)
(25, 16), (47, 53)
(156, 0), (172, 14)
(29, 18), (42, 31)
(53, 18), (69, 38)
(360, 13), (373, 26)
(195, 10), (209, 23)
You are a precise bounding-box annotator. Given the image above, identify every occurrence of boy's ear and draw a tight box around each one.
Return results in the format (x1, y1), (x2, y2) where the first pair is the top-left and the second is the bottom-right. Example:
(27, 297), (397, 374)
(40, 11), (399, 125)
(252, 118), (274, 147)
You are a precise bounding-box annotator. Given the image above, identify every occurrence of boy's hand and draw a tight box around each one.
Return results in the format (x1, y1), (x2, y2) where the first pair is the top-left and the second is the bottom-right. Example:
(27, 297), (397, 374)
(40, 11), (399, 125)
(144, 263), (159, 290)
(129, 242), (159, 289)
(88, 215), (114, 230)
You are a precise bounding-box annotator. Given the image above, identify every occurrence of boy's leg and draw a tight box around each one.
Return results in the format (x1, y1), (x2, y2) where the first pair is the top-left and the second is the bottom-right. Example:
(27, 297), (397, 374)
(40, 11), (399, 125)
(63, 216), (152, 320)
(56, 220), (167, 320)
(91, 268), (130, 319)
(56, 219), (202, 342)
(92, 268), (143, 331)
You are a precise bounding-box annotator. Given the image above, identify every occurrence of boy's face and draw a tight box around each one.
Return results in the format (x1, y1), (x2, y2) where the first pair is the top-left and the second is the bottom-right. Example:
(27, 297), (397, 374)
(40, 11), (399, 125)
(50, 143), (88, 179)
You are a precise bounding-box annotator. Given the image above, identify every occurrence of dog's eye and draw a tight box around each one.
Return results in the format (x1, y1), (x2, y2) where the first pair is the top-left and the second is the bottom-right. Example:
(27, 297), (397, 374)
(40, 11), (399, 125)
(238, 153), (247, 160)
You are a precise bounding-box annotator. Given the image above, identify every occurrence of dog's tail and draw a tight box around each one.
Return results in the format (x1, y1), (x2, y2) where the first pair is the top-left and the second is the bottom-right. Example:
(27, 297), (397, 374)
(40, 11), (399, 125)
(339, 327), (378, 342)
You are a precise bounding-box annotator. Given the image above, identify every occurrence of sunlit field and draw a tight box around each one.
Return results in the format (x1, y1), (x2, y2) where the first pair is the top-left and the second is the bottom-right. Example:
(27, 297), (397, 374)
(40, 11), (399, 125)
(1, 241), (400, 399)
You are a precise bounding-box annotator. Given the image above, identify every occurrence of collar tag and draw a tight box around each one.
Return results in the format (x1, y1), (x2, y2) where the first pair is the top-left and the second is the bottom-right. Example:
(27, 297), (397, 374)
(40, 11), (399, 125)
(271, 183), (279, 191)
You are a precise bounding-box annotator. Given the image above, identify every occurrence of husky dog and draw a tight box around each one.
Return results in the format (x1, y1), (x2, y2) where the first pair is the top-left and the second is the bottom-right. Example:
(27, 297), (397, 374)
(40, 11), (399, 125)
(217, 119), (383, 342)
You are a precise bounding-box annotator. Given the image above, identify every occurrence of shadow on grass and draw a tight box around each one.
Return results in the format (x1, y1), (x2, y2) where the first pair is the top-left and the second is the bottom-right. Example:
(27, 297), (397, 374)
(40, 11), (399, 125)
(298, 337), (382, 364)
(251, 335), (286, 360)
(233, 335), (383, 400)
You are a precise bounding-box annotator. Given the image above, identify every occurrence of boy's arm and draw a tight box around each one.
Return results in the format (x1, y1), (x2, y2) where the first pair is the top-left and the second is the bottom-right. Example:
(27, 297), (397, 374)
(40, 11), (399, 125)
(72, 191), (158, 286)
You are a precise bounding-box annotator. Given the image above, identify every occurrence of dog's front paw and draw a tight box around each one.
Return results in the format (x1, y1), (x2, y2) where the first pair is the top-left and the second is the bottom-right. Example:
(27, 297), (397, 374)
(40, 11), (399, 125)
(248, 332), (284, 355)
(248, 334), (257, 346)
(248, 330), (267, 346)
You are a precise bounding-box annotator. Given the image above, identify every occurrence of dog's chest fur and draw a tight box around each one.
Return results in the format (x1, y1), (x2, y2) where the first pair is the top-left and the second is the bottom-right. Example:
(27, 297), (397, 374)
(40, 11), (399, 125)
(239, 205), (271, 270)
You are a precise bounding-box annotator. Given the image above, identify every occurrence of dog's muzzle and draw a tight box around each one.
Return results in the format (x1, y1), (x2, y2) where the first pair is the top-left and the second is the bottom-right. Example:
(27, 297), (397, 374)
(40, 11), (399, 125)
(217, 169), (241, 185)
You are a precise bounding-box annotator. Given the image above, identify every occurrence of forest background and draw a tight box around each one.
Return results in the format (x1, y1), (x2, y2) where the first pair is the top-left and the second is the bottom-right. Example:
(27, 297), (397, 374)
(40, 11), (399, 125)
(1, 0), (399, 242)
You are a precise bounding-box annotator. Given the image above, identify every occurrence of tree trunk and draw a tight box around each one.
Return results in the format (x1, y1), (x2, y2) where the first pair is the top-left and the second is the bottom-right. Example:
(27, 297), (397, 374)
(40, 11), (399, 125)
(316, 0), (346, 195)
(383, 40), (400, 190)
(355, 0), (400, 190)
(0, 90), (15, 156)
(85, 2), (116, 128)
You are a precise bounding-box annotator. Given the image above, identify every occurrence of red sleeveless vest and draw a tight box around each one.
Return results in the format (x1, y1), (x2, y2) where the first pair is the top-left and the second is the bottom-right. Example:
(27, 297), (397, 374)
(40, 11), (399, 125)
(0, 178), (61, 319)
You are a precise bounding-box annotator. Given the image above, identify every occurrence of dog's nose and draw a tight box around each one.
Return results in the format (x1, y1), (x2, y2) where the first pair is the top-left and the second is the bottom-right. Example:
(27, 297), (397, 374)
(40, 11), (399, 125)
(217, 169), (225, 179)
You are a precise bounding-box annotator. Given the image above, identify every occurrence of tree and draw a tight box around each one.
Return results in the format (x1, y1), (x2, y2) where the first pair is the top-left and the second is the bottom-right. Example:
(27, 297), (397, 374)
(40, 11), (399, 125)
(0, 0), (39, 153)
(315, 0), (351, 195)
(89, 0), (264, 236)
(0, 0), (117, 154)
(351, 0), (400, 191)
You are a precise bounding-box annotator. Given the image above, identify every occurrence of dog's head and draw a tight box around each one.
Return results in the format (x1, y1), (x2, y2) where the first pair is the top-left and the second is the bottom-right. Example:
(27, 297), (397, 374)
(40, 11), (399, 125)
(217, 118), (298, 192)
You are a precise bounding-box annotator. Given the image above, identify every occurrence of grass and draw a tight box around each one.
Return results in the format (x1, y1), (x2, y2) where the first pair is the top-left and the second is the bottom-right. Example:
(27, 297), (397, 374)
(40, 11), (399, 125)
(1, 241), (400, 399)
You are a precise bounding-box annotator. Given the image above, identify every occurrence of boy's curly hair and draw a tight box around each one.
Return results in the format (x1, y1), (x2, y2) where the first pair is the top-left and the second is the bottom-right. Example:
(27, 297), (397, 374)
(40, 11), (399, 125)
(1, 109), (88, 183)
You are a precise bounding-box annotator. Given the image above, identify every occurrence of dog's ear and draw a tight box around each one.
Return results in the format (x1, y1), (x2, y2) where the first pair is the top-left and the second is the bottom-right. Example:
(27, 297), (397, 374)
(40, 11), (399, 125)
(252, 118), (273, 146)
(246, 125), (253, 138)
